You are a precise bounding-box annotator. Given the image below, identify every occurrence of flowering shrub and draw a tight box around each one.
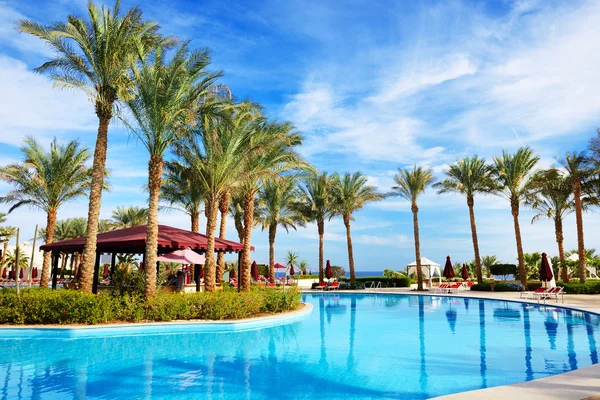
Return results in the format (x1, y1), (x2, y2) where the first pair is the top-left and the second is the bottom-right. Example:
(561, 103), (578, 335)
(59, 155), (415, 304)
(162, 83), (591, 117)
(0, 287), (301, 325)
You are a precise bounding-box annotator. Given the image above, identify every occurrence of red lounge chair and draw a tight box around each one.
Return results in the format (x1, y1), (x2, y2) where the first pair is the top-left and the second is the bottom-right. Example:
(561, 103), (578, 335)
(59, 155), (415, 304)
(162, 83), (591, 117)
(314, 282), (327, 290)
(536, 287), (564, 304)
(447, 283), (462, 293)
(520, 287), (547, 299)
(327, 281), (340, 291)
(434, 283), (449, 293)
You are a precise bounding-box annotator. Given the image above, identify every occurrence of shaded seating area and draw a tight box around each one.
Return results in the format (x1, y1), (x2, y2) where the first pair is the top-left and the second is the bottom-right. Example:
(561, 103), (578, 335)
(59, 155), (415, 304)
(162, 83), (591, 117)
(40, 225), (249, 293)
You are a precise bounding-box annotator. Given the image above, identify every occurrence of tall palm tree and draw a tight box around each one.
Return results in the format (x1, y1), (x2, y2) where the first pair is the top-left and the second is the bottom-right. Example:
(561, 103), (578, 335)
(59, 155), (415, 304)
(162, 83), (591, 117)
(481, 255), (498, 278)
(331, 172), (384, 284)
(560, 152), (597, 283)
(0, 137), (92, 287)
(19, 1), (169, 292)
(111, 206), (148, 229)
(256, 176), (305, 283)
(389, 166), (435, 291)
(161, 160), (206, 233)
(492, 147), (540, 287)
(216, 191), (231, 284)
(528, 171), (575, 281)
(434, 156), (495, 284)
(297, 171), (335, 283)
(229, 193), (245, 243)
(0, 226), (16, 268)
(123, 43), (221, 297)
(238, 120), (306, 290)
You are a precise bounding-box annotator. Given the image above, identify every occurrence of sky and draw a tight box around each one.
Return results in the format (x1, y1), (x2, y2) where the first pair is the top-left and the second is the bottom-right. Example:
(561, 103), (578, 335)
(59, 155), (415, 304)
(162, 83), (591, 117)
(1, 0), (600, 273)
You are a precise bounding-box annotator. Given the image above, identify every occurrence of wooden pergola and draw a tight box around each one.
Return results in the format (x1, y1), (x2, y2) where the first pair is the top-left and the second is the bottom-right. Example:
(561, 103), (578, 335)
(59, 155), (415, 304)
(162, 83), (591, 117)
(39, 225), (249, 293)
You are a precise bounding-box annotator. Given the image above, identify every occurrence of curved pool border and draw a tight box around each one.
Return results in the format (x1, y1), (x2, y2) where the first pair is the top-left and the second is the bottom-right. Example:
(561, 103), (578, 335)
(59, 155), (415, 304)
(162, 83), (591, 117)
(0, 302), (313, 339)
(305, 289), (600, 399)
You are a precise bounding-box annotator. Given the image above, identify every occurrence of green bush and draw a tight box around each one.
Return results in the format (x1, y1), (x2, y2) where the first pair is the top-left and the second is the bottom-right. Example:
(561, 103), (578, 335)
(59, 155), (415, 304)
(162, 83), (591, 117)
(470, 282), (522, 292)
(0, 287), (301, 325)
(339, 276), (411, 288)
(556, 280), (600, 294)
(526, 281), (543, 291)
(470, 283), (492, 291)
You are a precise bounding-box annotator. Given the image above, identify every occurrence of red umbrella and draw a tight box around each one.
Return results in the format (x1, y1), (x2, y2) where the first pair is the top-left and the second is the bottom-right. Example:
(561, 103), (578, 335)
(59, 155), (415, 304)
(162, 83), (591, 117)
(461, 263), (469, 281)
(1, 268), (6, 279)
(230, 268), (236, 280)
(325, 260), (333, 280)
(139, 261), (144, 271)
(198, 265), (204, 279)
(103, 265), (109, 277)
(19, 268), (23, 279)
(443, 256), (454, 279)
(9, 268), (15, 280)
(32, 267), (38, 279)
(289, 264), (295, 275)
(540, 252), (553, 287)
(273, 263), (287, 269)
(251, 261), (259, 281)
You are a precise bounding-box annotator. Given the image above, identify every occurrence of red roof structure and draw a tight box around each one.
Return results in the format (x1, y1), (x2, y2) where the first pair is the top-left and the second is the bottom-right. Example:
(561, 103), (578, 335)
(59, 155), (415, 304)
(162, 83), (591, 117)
(40, 224), (250, 254)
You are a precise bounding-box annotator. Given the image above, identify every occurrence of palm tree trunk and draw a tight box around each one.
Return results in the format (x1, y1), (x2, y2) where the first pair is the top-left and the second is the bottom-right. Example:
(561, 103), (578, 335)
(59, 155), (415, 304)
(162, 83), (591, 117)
(241, 192), (255, 291)
(467, 198), (483, 284)
(216, 192), (230, 285)
(204, 197), (219, 292)
(144, 155), (163, 298)
(1, 241), (8, 267)
(511, 200), (526, 287)
(344, 215), (356, 284)
(269, 223), (276, 283)
(80, 114), (111, 292)
(40, 209), (57, 288)
(318, 219), (324, 283)
(412, 202), (424, 291)
(190, 210), (199, 233)
(234, 214), (244, 243)
(555, 216), (568, 282)
(573, 181), (586, 283)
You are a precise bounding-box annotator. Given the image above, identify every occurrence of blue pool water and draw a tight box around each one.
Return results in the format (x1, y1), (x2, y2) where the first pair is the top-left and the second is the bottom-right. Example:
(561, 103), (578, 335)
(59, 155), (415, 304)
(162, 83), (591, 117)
(1, 293), (599, 399)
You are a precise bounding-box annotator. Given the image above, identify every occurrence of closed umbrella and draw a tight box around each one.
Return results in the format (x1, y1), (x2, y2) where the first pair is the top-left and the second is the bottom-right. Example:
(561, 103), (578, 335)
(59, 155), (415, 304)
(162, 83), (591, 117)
(461, 263), (469, 281)
(1, 268), (6, 279)
(139, 261), (144, 271)
(325, 260), (333, 280)
(103, 265), (109, 277)
(443, 256), (454, 279)
(19, 268), (23, 279)
(32, 267), (38, 279)
(289, 264), (295, 276)
(198, 264), (204, 279)
(9, 268), (15, 280)
(251, 261), (259, 281)
(540, 252), (553, 288)
(230, 268), (236, 280)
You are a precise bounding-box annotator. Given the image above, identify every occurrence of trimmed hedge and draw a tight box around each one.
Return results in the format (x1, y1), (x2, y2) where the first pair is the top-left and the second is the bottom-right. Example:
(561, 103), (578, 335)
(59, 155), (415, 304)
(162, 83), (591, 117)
(339, 276), (411, 288)
(0, 287), (301, 325)
(470, 282), (522, 292)
(556, 280), (600, 294)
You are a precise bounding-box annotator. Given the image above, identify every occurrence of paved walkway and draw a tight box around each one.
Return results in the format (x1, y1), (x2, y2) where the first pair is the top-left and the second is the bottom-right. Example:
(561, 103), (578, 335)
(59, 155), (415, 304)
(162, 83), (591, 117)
(305, 287), (600, 399)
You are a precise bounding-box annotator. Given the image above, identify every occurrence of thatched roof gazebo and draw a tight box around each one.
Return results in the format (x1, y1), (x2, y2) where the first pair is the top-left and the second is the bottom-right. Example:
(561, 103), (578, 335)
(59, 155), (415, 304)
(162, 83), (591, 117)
(40, 225), (249, 293)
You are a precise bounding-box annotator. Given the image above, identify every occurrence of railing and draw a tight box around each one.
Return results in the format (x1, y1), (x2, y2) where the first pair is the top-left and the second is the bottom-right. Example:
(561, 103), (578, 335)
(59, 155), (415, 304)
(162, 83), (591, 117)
(368, 281), (382, 292)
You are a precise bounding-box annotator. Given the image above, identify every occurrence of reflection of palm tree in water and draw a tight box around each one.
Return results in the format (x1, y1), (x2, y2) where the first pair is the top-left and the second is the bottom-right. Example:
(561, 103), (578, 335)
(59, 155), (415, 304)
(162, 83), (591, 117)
(418, 296), (428, 396)
(566, 310), (578, 370)
(347, 296), (356, 370)
(319, 296), (327, 367)
(584, 313), (598, 364)
(144, 353), (153, 400)
(478, 300), (487, 388)
(522, 304), (533, 380)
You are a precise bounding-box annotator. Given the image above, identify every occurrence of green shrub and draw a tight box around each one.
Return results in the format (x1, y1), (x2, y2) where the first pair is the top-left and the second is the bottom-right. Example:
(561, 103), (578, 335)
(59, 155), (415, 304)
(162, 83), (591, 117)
(494, 282), (521, 292)
(339, 276), (411, 288)
(490, 264), (517, 281)
(0, 287), (301, 325)
(470, 283), (492, 291)
(526, 281), (543, 291)
(556, 280), (600, 294)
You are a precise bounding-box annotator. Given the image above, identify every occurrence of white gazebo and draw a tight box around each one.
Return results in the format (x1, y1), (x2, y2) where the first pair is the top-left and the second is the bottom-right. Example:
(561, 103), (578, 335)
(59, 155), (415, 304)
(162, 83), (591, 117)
(406, 257), (442, 286)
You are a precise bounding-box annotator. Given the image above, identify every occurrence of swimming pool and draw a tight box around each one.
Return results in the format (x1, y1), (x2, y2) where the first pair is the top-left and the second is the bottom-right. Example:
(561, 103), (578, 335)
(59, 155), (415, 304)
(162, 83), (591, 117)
(1, 293), (598, 399)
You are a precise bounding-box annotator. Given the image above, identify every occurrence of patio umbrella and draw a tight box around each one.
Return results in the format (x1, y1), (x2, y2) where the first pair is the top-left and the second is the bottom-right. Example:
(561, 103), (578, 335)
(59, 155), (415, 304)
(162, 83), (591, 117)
(157, 248), (206, 264)
(289, 264), (295, 275)
(251, 261), (259, 281)
(1, 268), (6, 279)
(461, 263), (469, 281)
(230, 268), (236, 280)
(273, 263), (287, 269)
(19, 268), (23, 279)
(443, 256), (454, 279)
(33, 267), (38, 279)
(139, 261), (144, 271)
(103, 265), (109, 277)
(9, 268), (14, 280)
(540, 252), (553, 287)
(198, 265), (204, 279)
(326, 260), (333, 280)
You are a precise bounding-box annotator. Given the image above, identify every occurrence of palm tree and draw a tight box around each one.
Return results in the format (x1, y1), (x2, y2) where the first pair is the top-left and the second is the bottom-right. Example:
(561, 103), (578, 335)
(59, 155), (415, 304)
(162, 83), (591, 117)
(229, 193), (245, 243)
(297, 171), (335, 283)
(285, 250), (299, 277)
(481, 255), (498, 278)
(528, 171), (575, 281)
(216, 191), (231, 284)
(389, 166), (435, 291)
(111, 206), (148, 229)
(331, 172), (384, 284)
(161, 160), (206, 233)
(0, 137), (92, 287)
(19, 1), (169, 293)
(123, 43), (221, 297)
(560, 152), (597, 283)
(0, 226), (16, 268)
(256, 176), (305, 282)
(434, 156), (495, 284)
(4, 248), (29, 272)
(492, 147), (540, 287)
(238, 120), (306, 290)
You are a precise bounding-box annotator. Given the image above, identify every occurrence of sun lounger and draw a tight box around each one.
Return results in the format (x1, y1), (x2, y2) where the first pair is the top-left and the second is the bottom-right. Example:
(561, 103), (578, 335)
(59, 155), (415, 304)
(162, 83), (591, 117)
(314, 282), (327, 290)
(536, 286), (564, 304)
(520, 287), (547, 299)
(447, 283), (462, 293)
(326, 281), (340, 291)
(434, 284), (449, 293)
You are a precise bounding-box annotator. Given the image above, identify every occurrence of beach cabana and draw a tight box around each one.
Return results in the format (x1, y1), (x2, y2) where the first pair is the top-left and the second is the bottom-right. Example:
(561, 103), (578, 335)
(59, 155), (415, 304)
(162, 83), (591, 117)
(40, 225), (250, 293)
(406, 257), (442, 286)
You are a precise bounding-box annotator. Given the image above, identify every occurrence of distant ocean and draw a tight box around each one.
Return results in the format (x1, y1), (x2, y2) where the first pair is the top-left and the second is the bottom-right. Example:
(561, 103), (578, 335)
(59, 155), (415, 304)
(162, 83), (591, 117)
(349, 271), (384, 278)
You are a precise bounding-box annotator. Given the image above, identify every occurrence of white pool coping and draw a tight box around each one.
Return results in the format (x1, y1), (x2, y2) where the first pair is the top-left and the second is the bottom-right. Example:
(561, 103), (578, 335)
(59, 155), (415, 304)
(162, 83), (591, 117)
(0, 302), (313, 339)
(304, 289), (600, 399)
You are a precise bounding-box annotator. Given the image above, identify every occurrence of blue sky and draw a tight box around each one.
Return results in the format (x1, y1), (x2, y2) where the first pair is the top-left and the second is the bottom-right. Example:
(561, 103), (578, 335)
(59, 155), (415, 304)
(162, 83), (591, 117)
(1, 0), (600, 272)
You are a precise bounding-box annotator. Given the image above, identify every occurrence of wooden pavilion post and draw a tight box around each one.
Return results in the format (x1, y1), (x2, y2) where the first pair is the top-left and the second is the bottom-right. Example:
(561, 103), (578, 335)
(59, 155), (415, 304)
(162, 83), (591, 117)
(195, 264), (200, 292)
(51, 251), (60, 289)
(92, 252), (100, 294)
(237, 251), (242, 293)
(110, 253), (116, 277)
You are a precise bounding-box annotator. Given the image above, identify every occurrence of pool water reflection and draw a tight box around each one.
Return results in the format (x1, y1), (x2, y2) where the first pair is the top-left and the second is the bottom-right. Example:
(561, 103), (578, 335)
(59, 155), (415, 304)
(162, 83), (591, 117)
(0, 294), (599, 399)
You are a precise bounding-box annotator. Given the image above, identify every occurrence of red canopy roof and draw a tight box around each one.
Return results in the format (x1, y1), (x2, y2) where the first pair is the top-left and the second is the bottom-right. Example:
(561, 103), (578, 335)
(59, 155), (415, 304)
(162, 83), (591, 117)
(40, 225), (251, 254)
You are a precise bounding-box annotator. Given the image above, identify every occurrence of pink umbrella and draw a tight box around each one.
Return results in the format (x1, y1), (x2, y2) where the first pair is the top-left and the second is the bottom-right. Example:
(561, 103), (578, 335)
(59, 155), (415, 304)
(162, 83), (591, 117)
(157, 248), (206, 265)
(325, 260), (332, 280)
